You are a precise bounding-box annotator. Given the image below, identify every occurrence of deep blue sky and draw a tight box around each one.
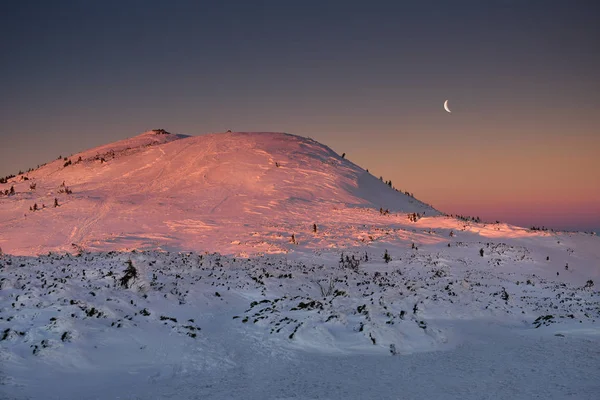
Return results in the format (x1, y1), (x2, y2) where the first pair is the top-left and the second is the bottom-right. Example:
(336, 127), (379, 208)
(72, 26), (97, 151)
(1, 0), (599, 231)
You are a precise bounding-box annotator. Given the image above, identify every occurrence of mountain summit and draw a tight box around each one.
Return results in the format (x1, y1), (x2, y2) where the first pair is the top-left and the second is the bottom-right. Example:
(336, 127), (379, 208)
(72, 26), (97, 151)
(0, 130), (436, 255)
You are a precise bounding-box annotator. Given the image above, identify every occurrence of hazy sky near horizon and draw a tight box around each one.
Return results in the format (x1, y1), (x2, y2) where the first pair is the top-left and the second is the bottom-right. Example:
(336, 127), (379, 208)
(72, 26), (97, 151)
(1, 0), (599, 231)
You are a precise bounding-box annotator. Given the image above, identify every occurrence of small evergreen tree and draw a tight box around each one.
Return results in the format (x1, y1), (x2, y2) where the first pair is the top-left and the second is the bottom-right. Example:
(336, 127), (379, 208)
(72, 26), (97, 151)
(120, 260), (138, 288)
(313, 223), (317, 233)
(383, 250), (391, 263)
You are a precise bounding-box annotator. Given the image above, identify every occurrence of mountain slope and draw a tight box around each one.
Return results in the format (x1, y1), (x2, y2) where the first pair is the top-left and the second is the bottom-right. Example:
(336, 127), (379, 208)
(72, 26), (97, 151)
(0, 130), (436, 255)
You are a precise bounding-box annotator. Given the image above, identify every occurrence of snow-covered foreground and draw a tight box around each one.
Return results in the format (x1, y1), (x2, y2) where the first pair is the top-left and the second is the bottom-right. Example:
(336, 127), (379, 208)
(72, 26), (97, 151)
(4, 319), (600, 400)
(1, 233), (599, 399)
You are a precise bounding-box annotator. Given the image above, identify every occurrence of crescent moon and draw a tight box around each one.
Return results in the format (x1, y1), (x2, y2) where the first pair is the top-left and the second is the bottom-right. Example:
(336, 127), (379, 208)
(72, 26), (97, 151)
(444, 100), (451, 113)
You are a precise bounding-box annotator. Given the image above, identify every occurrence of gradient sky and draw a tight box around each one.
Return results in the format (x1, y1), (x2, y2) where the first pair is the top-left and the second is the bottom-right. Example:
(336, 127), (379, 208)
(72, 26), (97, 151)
(1, 0), (599, 232)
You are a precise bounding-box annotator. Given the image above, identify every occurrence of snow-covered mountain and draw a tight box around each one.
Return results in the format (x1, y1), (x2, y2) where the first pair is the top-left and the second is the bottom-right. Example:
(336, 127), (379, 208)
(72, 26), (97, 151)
(1, 130), (599, 400)
(0, 130), (436, 256)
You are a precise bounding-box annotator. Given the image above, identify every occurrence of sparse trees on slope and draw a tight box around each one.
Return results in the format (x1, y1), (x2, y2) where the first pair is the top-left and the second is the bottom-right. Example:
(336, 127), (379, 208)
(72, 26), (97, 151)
(408, 213), (420, 222)
(339, 253), (360, 271)
(58, 182), (72, 194)
(0, 174), (16, 184)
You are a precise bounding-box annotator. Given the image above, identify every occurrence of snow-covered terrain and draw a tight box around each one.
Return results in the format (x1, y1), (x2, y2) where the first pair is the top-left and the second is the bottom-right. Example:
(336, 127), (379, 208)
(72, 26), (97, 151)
(1, 131), (599, 399)
(0, 130), (435, 256)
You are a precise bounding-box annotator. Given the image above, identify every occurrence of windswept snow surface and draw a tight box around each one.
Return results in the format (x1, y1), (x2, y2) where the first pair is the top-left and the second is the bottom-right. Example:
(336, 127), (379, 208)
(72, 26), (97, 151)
(0, 131), (435, 256)
(1, 131), (599, 399)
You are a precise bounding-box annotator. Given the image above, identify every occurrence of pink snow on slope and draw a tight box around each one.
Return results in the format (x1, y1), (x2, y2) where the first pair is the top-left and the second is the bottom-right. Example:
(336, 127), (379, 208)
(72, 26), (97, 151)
(0, 131), (438, 255)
